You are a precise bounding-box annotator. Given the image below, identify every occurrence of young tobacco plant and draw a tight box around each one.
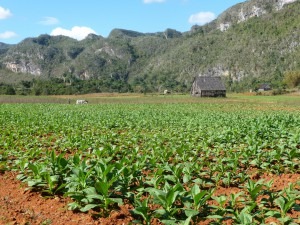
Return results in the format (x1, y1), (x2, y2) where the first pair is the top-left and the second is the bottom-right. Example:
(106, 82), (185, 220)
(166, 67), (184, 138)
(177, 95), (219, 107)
(222, 171), (234, 187)
(41, 172), (66, 196)
(228, 192), (244, 210)
(234, 211), (254, 225)
(236, 171), (249, 184)
(208, 195), (233, 221)
(65, 159), (94, 192)
(46, 150), (69, 176)
(164, 164), (184, 184)
(25, 162), (48, 190)
(232, 202), (260, 225)
(182, 163), (193, 184)
(261, 191), (279, 208)
(70, 158), (122, 211)
(0, 149), (9, 172)
(184, 184), (214, 218)
(39, 150), (69, 196)
(64, 156), (95, 210)
(145, 167), (164, 189)
(15, 158), (29, 181)
(131, 197), (152, 225)
(276, 196), (294, 214)
(245, 179), (264, 202)
(147, 182), (184, 220)
(260, 180), (278, 208)
(79, 180), (123, 214)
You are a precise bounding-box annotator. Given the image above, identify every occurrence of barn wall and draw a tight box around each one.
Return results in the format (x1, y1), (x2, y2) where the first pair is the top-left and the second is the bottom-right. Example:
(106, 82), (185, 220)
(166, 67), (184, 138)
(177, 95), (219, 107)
(191, 89), (226, 97)
(190, 82), (200, 96)
(190, 78), (226, 97)
(201, 90), (226, 97)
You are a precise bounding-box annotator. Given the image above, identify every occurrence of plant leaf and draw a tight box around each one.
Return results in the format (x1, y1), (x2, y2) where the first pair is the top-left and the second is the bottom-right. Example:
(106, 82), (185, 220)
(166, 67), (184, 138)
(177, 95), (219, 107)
(80, 204), (98, 212)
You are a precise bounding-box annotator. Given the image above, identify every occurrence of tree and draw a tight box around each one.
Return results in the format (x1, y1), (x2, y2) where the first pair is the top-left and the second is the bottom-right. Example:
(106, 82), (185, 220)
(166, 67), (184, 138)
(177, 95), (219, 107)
(67, 46), (84, 59)
(283, 71), (300, 88)
(5, 85), (16, 95)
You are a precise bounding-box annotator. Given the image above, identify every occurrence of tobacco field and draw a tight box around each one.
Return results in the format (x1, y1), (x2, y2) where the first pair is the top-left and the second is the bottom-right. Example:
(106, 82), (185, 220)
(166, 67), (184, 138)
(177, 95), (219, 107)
(0, 97), (300, 224)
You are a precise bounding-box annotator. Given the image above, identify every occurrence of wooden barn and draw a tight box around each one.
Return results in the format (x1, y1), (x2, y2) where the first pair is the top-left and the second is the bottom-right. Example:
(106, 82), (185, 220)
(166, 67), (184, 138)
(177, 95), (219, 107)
(191, 76), (226, 97)
(258, 83), (272, 92)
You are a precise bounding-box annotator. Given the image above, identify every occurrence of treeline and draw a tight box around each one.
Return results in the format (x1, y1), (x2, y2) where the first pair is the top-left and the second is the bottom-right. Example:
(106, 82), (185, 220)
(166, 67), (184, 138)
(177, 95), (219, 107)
(1, 70), (299, 96)
(0, 75), (189, 95)
(0, 77), (131, 95)
(1, 69), (297, 96)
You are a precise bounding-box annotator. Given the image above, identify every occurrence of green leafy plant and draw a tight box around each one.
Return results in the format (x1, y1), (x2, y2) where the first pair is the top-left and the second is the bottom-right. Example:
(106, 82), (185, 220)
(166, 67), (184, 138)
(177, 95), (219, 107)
(245, 179), (264, 202)
(275, 196), (295, 218)
(208, 195), (233, 222)
(147, 182), (183, 220)
(187, 184), (214, 212)
(131, 197), (152, 225)
(79, 180), (123, 214)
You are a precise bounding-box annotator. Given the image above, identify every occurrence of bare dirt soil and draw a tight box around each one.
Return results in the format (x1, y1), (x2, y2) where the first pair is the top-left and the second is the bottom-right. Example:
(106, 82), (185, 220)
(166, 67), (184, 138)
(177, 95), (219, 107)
(1, 171), (299, 225)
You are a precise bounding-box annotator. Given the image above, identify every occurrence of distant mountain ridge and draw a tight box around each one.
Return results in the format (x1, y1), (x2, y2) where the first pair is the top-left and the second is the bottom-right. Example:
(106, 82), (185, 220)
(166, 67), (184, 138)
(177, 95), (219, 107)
(0, 0), (299, 93)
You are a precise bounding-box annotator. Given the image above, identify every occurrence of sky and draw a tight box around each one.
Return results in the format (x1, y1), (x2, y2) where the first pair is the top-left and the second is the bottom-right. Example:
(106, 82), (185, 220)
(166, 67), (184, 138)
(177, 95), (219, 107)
(0, 0), (244, 44)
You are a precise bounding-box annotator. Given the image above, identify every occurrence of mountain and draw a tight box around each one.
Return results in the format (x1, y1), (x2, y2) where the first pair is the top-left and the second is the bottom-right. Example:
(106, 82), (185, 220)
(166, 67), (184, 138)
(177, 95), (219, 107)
(215, 0), (298, 31)
(143, 0), (300, 89)
(0, 42), (12, 54)
(0, 0), (299, 94)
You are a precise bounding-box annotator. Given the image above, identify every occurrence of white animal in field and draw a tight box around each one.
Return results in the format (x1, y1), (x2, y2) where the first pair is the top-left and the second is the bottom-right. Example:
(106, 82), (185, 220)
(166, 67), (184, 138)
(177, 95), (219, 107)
(76, 99), (88, 104)
(164, 90), (170, 95)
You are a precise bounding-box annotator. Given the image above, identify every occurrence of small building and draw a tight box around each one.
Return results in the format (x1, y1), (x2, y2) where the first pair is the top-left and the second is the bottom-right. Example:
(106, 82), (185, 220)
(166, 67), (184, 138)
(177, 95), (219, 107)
(258, 83), (272, 92)
(191, 76), (226, 97)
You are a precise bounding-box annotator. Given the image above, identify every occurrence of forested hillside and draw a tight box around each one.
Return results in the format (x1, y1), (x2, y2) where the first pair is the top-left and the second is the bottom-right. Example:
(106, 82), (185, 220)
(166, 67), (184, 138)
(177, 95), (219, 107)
(0, 0), (299, 95)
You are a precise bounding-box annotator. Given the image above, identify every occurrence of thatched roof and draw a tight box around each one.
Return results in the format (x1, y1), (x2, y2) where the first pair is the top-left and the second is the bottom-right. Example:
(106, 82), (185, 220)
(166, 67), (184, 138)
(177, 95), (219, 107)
(193, 76), (226, 91)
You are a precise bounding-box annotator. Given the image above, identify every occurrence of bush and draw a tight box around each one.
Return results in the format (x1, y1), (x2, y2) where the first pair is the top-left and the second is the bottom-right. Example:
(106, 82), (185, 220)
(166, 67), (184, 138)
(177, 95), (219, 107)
(272, 88), (288, 95)
(283, 71), (300, 88)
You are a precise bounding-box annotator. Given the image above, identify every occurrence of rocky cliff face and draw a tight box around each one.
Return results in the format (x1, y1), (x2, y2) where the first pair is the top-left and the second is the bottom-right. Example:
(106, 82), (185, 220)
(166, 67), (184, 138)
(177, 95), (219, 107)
(0, 0), (299, 89)
(238, 5), (266, 22)
(4, 61), (41, 75)
(277, 0), (297, 9)
(217, 0), (298, 32)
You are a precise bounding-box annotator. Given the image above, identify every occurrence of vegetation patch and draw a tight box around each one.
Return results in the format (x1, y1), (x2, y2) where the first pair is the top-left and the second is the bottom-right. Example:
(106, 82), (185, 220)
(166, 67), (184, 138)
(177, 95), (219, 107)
(0, 95), (300, 224)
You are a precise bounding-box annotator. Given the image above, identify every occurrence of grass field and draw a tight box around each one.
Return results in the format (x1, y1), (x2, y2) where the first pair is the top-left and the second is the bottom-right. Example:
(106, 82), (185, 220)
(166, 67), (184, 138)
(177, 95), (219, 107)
(0, 93), (300, 224)
(1, 92), (300, 105)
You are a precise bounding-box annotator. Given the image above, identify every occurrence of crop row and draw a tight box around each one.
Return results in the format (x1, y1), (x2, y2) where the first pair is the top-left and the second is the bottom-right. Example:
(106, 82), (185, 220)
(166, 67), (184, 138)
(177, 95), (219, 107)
(1, 103), (300, 224)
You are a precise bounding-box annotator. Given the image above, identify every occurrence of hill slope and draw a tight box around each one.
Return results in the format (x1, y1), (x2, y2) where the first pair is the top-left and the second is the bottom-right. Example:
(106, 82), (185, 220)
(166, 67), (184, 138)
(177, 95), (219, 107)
(0, 0), (299, 93)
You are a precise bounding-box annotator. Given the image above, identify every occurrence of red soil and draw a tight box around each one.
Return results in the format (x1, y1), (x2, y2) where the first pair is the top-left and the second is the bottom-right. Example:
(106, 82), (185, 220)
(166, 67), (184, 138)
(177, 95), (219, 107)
(1, 171), (300, 225)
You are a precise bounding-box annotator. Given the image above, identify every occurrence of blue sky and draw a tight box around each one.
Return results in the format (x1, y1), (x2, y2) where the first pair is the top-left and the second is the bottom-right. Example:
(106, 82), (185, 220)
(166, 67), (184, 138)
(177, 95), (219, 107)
(0, 0), (244, 44)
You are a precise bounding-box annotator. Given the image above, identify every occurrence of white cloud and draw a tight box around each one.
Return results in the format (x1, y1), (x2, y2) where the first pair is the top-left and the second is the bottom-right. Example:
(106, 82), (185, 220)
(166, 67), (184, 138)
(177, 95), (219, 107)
(143, 0), (166, 3)
(39, 17), (59, 25)
(0, 31), (17, 39)
(188, 12), (216, 25)
(0, 6), (12, 19)
(51, 26), (97, 40)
